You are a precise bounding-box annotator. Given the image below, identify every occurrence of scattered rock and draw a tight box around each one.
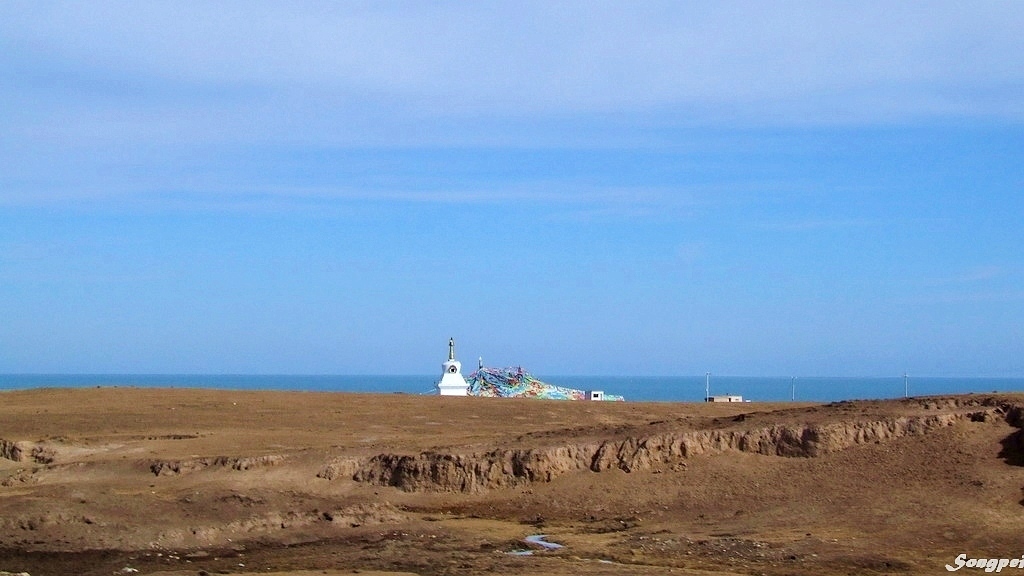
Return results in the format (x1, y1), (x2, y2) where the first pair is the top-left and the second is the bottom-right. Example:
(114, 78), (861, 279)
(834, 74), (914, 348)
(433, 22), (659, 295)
(0, 439), (55, 464)
(317, 457), (362, 480)
(150, 455), (284, 476)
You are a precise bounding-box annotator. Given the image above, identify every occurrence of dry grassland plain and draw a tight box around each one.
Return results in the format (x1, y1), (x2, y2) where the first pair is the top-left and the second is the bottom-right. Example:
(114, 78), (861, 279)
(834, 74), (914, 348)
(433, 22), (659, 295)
(2, 388), (1023, 575)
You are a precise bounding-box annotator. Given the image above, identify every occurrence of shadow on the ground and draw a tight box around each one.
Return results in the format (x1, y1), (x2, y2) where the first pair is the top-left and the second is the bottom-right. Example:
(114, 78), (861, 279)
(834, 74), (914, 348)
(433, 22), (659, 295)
(994, 403), (1024, 506)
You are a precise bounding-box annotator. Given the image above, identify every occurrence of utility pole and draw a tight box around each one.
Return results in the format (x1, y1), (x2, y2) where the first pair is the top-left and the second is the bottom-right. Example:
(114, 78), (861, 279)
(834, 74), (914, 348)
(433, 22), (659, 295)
(791, 376), (796, 401)
(904, 372), (909, 398)
(705, 372), (710, 402)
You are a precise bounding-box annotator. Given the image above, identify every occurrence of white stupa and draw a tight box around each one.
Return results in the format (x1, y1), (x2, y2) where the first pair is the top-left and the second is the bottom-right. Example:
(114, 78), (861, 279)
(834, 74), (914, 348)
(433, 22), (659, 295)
(436, 337), (469, 396)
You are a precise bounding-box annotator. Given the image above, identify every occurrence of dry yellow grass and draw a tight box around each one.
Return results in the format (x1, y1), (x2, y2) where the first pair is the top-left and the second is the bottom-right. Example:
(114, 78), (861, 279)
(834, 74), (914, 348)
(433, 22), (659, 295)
(2, 387), (1023, 575)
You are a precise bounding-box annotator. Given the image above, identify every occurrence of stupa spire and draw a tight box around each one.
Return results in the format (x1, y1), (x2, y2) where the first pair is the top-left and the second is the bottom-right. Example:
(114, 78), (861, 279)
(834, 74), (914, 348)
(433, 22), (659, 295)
(437, 338), (468, 396)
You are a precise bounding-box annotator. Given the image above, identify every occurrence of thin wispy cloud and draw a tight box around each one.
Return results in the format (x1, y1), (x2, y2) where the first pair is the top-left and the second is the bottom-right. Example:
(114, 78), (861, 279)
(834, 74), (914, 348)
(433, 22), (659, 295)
(907, 290), (1024, 305)
(3, 2), (1022, 208)
(759, 218), (883, 232)
(2, 2), (1022, 145)
(0, 241), (55, 263)
(909, 265), (1023, 306)
(1, 2), (1021, 376)
(925, 265), (1008, 287)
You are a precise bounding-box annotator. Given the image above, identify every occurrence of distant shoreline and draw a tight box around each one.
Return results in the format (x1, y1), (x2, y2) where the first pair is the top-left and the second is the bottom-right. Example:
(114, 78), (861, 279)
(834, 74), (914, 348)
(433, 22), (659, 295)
(1, 373), (1022, 403)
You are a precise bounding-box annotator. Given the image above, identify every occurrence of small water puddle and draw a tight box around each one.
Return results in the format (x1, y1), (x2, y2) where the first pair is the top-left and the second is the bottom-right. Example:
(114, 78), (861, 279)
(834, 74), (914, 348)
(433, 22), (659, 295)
(524, 534), (564, 549)
(508, 534), (565, 555)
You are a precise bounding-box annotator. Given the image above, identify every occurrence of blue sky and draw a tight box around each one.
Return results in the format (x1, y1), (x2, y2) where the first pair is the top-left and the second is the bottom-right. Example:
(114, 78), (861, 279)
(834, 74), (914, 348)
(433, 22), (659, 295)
(1, 2), (1021, 376)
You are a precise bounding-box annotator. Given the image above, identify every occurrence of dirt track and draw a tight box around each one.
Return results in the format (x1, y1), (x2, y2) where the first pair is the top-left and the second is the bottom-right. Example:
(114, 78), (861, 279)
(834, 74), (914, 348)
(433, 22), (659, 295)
(2, 387), (1023, 575)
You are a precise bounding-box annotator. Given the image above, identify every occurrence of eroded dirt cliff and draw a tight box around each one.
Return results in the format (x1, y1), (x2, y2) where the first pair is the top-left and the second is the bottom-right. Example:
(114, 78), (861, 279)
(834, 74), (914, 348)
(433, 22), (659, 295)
(349, 398), (1024, 493)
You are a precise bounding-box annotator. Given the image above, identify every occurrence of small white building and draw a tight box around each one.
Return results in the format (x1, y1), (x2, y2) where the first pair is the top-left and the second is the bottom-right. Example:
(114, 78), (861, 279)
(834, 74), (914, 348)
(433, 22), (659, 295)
(586, 390), (605, 401)
(707, 394), (744, 403)
(436, 338), (469, 396)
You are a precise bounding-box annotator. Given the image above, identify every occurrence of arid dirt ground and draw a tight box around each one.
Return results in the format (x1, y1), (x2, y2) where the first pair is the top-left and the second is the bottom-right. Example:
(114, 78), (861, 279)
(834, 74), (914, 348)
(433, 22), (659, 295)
(2, 387), (1023, 575)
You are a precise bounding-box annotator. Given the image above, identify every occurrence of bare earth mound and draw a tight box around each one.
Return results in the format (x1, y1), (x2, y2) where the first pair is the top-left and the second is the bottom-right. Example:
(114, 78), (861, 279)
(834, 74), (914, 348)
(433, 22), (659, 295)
(1, 387), (1023, 575)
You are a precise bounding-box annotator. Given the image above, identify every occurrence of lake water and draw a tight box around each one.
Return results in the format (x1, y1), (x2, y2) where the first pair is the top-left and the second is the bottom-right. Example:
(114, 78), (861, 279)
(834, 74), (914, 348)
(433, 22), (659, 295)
(1, 373), (1021, 403)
